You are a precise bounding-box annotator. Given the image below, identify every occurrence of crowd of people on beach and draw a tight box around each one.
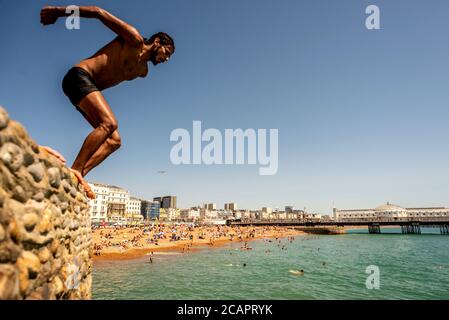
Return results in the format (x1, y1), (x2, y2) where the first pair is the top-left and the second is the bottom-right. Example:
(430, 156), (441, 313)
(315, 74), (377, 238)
(92, 224), (301, 257)
(91, 224), (330, 277)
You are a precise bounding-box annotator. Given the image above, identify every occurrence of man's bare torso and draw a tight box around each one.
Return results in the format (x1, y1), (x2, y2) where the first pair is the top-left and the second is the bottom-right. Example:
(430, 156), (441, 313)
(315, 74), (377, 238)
(75, 37), (148, 90)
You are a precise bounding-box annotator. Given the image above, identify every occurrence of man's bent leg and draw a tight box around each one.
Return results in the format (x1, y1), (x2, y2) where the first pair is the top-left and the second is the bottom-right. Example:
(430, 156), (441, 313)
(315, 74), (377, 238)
(71, 91), (118, 174)
(70, 91), (118, 199)
(82, 130), (121, 176)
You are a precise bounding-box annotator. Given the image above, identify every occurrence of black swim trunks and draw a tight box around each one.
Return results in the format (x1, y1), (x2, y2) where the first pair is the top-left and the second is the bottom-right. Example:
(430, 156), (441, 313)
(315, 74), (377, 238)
(62, 67), (99, 116)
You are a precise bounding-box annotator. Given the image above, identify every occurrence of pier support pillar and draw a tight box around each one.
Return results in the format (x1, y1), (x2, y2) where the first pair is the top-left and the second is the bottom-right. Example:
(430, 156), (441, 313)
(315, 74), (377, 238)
(402, 223), (421, 235)
(368, 223), (381, 234)
(412, 223), (421, 235)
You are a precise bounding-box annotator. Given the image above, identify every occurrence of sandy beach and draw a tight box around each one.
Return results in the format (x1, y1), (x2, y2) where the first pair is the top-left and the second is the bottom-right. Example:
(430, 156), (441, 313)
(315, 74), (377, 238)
(92, 224), (306, 261)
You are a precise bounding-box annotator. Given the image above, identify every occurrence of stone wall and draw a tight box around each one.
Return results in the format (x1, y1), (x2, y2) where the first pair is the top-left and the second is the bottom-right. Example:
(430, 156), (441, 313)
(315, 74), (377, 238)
(0, 106), (92, 299)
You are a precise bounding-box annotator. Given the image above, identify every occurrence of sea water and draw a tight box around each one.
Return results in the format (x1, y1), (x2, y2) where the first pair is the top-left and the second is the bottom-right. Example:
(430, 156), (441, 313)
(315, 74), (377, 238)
(93, 228), (449, 300)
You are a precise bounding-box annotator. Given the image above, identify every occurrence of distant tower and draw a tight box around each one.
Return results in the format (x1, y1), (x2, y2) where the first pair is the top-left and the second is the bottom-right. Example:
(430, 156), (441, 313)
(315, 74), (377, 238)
(332, 201), (339, 221)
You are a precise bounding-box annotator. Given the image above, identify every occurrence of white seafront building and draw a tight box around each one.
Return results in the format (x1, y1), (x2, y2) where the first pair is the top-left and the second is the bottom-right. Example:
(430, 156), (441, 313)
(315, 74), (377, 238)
(107, 185), (130, 205)
(126, 197), (142, 215)
(88, 182), (134, 223)
(88, 183), (110, 222)
(180, 208), (201, 220)
(334, 202), (449, 222)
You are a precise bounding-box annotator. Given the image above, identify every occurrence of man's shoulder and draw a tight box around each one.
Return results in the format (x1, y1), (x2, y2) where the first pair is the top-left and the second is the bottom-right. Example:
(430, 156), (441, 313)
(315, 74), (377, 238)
(113, 36), (144, 51)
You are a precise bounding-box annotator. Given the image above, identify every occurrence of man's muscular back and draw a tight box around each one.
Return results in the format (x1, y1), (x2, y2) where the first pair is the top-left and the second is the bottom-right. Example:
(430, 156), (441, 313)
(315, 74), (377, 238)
(75, 37), (149, 91)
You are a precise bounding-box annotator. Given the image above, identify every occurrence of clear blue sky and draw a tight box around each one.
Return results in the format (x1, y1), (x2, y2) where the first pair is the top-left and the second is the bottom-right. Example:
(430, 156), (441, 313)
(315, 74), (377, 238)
(2, 0), (449, 213)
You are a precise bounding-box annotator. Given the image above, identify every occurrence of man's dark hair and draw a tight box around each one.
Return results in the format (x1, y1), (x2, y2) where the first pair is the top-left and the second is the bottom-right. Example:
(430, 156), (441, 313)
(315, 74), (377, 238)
(145, 32), (175, 51)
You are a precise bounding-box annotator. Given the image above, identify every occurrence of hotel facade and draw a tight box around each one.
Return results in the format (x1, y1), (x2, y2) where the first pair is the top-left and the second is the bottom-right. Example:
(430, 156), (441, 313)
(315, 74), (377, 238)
(88, 183), (110, 222)
(88, 183), (146, 223)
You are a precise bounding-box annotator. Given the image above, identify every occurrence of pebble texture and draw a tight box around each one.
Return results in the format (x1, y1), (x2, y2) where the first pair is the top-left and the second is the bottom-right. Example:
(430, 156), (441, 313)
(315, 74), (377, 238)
(0, 106), (91, 300)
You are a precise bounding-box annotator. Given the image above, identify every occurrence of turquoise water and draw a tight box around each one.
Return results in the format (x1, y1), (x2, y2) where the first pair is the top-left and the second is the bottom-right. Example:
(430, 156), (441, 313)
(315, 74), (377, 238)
(93, 229), (449, 300)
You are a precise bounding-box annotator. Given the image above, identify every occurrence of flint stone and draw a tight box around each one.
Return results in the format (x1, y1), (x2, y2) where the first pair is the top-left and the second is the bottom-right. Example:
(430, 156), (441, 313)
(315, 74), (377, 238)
(41, 261), (52, 279)
(17, 251), (41, 279)
(0, 191), (5, 208)
(22, 213), (39, 232)
(12, 185), (28, 203)
(27, 163), (45, 182)
(61, 180), (71, 193)
(0, 224), (4, 241)
(8, 218), (23, 244)
(48, 167), (61, 188)
(23, 152), (34, 167)
(32, 191), (45, 202)
(37, 213), (52, 235)
(0, 143), (23, 172)
(69, 187), (78, 198)
(52, 276), (64, 297)
(0, 242), (21, 263)
(38, 247), (51, 263)
(0, 264), (20, 299)
(49, 194), (61, 206)
(0, 107), (10, 130)
(22, 232), (53, 248)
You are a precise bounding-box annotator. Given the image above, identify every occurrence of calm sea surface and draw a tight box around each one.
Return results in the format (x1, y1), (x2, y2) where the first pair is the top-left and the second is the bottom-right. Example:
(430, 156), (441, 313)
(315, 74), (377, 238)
(93, 228), (449, 299)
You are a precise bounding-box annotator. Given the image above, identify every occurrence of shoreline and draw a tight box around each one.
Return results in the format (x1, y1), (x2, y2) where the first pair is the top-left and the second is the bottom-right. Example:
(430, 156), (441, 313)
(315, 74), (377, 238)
(92, 226), (306, 262)
(92, 225), (394, 262)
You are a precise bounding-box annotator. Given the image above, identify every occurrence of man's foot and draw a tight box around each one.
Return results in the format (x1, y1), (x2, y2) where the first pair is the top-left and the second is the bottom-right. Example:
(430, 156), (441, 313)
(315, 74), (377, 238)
(40, 146), (67, 165)
(69, 168), (96, 199)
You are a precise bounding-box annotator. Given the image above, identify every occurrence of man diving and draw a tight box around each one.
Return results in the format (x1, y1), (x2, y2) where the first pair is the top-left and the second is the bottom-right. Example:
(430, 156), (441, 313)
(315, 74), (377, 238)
(40, 5), (175, 198)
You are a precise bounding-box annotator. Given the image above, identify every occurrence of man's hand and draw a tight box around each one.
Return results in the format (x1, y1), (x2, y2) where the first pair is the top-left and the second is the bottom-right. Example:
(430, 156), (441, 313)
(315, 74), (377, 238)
(40, 6), (61, 25)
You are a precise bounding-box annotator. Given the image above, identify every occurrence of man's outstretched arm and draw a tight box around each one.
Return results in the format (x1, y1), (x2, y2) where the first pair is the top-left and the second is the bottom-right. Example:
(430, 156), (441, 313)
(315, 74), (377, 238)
(40, 5), (144, 47)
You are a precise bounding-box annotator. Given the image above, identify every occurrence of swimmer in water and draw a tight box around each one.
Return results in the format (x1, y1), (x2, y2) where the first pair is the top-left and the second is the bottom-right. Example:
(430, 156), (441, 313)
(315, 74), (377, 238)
(289, 269), (304, 276)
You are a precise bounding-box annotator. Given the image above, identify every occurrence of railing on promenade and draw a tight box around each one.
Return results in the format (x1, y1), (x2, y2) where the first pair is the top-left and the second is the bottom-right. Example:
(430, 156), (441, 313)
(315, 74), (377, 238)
(336, 217), (449, 224)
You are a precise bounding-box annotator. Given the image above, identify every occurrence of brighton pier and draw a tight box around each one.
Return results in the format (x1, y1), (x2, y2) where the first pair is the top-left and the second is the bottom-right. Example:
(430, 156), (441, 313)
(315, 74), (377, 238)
(228, 203), (449, 235)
